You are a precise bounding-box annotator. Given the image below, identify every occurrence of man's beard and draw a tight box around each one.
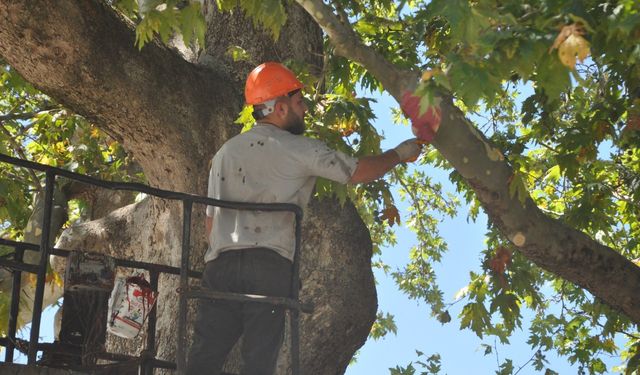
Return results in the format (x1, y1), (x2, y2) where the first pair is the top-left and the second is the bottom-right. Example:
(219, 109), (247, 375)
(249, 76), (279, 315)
(284, 112), (305, 135)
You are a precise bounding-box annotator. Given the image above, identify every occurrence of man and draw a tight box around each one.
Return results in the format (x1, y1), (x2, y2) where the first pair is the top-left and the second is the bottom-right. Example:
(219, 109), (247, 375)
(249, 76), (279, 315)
(187, 62), (427, 375)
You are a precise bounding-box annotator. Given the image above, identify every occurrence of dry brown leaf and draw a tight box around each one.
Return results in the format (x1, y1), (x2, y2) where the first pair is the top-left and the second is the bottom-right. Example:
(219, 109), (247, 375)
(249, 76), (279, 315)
(381, 205), (401, 227)
(551, 23), (591, 69)
(489, 247), (512, 275)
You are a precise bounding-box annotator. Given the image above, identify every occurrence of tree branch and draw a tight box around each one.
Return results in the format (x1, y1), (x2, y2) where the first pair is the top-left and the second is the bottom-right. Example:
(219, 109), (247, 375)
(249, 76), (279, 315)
(295, 0), (417, 100)
(296, 0), (640, 324)
(513, 349), (538, 375)
(0, 107), (61, 123)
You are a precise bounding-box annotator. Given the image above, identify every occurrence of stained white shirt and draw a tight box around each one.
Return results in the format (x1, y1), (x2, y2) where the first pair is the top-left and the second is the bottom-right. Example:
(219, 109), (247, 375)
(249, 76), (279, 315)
(205, 124), (358, 262)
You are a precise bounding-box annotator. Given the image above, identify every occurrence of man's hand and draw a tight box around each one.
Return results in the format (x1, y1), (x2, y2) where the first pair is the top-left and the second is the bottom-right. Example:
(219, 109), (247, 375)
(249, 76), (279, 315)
(393, 138), (423, 163)
(401, 90), (441, 142)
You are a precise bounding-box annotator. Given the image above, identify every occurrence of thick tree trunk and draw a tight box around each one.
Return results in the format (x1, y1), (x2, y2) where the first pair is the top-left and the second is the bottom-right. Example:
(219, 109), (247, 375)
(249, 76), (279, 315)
(0, 0), (235, 191)
(0, 1), (377, 373)
(295, 0), (640, 324)
(55, 196), (376, 374)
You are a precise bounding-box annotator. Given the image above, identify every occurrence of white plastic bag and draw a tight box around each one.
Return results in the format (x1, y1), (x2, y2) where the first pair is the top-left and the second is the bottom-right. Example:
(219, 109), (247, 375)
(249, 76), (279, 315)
(107, 275), (157, 338)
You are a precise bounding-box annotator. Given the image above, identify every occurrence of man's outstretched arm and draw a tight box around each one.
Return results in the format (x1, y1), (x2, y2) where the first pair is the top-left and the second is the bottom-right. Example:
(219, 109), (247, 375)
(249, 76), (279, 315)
(348, 139), (421, 184)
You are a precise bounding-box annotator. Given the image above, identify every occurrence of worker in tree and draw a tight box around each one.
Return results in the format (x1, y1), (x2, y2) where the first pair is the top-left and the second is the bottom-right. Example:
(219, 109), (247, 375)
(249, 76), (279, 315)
(187, 62), (432, 375)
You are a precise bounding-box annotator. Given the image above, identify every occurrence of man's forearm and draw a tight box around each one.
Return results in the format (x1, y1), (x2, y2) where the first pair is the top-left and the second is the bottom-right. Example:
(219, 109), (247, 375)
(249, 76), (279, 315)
(348, 150), (400, 184)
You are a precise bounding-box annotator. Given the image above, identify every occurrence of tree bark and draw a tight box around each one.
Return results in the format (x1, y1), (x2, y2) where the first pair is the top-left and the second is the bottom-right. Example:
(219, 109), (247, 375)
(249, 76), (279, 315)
(0, 1), (377, 373)
(55, 196), (376, 374)
(295, 0), (640, 324)
(0, 0), (236, 192)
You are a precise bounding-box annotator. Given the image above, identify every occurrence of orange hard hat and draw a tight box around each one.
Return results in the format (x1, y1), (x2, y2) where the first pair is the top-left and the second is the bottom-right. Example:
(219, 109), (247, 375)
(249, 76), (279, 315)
(244, 62), (304, 105)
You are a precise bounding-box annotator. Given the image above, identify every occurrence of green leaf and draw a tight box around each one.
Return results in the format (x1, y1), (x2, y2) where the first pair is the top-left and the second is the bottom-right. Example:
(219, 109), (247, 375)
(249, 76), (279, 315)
(497, 359), (514, 375)
(514, 39), (547, 81)
(114, 0), (139, 17)
(626, 349), (640, 375)
(447, 59), (501, 106)
(235, 105), (256, 133)
(536, 52), (571, 102)
(370, 312), (398, 340)
(489, 292), (521, 332)
(217, 0), (287, 39)
(482, 343), (492, 356)
(132, 1), (205, 49)
(227, 46), (251, 62)
(508, 172), (528, 205)
(544, 165), (561, 183)
(460, 302), (491, 338)
(429, 0), (490, 47)
(180, 3), (206, 48)
(436, 310), (451, 324)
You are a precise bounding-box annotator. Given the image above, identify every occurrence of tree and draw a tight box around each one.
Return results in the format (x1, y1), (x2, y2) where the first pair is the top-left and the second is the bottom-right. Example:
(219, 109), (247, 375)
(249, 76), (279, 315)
(0, 0), (639, 374)
(0, 1), (374, 374)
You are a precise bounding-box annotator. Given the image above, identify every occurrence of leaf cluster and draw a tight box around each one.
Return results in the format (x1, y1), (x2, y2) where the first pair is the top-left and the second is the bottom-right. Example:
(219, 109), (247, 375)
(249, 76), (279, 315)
(389, 350), (442, 375)
(114, 0), (206, 49)
(0, 62), (141, 239)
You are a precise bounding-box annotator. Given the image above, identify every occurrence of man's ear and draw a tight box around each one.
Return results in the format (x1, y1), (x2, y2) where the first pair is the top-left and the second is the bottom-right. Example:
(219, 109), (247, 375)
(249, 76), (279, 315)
(274, 100), (289, 118)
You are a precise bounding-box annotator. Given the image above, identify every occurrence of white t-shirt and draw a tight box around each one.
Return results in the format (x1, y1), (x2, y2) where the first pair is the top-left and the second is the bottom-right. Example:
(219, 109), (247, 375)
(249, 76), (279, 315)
(205, 124), (358, 262)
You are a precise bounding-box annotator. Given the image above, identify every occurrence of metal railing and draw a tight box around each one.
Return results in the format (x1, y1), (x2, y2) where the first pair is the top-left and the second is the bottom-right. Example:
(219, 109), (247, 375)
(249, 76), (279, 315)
(0, 153), (307, 374)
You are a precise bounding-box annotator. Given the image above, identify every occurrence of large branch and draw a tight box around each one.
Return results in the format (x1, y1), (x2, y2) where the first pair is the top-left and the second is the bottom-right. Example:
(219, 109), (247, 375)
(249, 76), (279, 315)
(0, 0), (240, 191)
(296, 0), (640, 323)
(296, 0), (416, 100)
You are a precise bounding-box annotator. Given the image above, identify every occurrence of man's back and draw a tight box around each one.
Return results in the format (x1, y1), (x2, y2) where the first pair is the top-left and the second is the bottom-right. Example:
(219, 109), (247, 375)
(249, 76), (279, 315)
(205, 123), (357, 263)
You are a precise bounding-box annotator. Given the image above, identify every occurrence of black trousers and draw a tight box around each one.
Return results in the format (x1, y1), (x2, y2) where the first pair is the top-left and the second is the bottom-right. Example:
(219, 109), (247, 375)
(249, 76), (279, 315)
(186, 248), (293, 375)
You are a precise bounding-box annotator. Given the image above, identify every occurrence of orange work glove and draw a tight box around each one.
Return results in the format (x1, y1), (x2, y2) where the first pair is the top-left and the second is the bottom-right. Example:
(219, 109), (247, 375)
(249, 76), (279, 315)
(400, 90), (442, 142)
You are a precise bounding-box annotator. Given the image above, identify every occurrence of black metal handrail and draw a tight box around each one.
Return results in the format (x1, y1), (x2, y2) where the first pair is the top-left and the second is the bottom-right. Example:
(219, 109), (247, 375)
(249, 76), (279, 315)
(0, 237), (202, 278)
(0, 153), (303, 215)
(0, 153), (305, 374)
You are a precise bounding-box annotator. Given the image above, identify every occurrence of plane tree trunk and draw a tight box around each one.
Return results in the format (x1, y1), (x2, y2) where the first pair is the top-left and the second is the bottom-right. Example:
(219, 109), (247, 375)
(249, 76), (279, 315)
(0, 1), (377, 373)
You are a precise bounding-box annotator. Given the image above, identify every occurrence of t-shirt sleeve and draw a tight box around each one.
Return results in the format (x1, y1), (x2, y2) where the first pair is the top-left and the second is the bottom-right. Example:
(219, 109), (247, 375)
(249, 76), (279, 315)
(291, 137), (358, 184)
